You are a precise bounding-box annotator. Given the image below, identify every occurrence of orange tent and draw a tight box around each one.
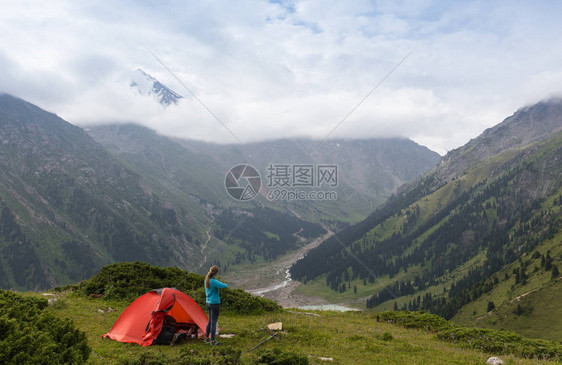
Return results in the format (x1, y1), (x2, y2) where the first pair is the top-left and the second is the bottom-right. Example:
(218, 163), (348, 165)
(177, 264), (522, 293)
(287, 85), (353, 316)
(102, 288), (208, 346)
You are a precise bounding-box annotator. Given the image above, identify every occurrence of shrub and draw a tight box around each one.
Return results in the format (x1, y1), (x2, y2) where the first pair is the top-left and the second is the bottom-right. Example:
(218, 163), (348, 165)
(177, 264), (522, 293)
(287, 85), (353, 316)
(0, 290), (90, 364)
(381, 332), (393, 341)
(255, 348), (310, 365)
(179, 347), (241, 365)
(79, 262), (200, 300)
(122, 347), (242, 365)
(437, 327), (562, 360)
(76, 262), (280, 314)
(376, 311), (452, 332)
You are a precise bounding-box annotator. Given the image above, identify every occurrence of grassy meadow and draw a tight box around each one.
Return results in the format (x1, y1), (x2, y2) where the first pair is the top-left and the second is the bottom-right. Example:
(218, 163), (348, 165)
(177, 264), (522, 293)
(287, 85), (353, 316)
(22, 290), (561, 365)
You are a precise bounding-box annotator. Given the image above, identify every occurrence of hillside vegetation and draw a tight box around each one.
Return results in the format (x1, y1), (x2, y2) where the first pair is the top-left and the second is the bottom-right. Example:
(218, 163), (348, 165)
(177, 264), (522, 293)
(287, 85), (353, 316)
(0, 262), (562, 365)
(291, 100), (562, 340)
(4, 262), (562, 364)
(0, 290), (90, 363)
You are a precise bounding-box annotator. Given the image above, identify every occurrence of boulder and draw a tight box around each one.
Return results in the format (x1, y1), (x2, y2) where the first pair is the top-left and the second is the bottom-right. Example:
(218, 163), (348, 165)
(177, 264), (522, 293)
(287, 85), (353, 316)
(486, 357), (504, 365)
(267, 322), (283, 331)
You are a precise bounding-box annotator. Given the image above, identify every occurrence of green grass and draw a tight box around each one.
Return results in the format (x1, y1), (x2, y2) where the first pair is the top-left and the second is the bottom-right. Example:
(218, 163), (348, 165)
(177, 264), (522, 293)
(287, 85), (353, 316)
(471, 279), (562, 342)
(263, 231), (280, 241)
(453, 230), (562, 342)
(28, 291), (560, 364)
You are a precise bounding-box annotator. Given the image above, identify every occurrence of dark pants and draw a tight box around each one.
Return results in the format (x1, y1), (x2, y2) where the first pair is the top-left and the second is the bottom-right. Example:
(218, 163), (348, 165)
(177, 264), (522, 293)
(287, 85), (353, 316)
(205, 303), (220, 341)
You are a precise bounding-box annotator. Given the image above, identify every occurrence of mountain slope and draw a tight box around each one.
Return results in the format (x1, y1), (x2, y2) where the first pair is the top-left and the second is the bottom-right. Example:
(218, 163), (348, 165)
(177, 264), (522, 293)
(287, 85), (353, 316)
(437, 98), (562, 181)
(0, 94), (206, 289)
(290, 99), (562, 338)
(452, 223), (562, 341)
(89, 124), (440, 222)
(0, 95), (332, 290)
(86, 124), (227, 207)
(0, 93), (440, 290)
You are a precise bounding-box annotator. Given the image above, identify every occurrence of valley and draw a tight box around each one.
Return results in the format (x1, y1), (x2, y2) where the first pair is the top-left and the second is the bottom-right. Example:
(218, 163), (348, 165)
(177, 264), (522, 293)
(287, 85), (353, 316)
(224, 225), (334, 308)
(1, 93), (561, 363)
(2, 2), (562, 363)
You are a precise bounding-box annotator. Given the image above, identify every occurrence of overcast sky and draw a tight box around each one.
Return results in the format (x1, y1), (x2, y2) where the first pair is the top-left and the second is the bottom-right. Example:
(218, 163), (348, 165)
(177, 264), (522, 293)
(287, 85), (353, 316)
(1, 0), (561, 154)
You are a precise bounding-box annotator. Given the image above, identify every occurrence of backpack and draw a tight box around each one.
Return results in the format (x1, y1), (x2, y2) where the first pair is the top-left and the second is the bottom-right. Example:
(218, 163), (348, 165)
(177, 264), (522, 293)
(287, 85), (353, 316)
(153, 315), (177, 345)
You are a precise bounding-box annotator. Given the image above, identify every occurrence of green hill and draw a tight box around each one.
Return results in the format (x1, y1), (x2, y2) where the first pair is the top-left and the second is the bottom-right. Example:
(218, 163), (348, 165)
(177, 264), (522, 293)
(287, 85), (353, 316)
(290, 99), (562, 341)
(452, 229), (562, 341)
(3, 262), (561, 364)
(0, 94), (204, 289)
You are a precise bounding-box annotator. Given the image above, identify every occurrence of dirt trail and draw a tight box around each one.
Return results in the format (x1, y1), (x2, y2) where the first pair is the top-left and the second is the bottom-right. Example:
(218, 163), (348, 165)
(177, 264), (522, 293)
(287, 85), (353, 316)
(224, 226), (334, 308)
(509, 290), (537, 303)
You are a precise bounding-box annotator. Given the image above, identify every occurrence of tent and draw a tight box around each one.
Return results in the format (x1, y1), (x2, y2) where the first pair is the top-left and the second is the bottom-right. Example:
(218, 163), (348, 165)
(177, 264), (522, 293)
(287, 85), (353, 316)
(102, 287), (208, 346)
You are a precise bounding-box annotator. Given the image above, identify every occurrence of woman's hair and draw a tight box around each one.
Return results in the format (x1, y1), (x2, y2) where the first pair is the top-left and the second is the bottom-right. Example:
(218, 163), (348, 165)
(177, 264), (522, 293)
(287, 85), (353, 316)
(205, 265), (219, 289)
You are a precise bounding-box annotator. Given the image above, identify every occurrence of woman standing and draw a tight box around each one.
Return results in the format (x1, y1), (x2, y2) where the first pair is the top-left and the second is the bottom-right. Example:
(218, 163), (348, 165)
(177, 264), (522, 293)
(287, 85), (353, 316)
(204, 265), (227, 345)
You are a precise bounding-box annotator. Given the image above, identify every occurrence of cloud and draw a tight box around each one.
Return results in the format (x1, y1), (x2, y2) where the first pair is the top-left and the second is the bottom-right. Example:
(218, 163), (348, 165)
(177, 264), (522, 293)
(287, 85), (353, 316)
(1, 0), (562, 155)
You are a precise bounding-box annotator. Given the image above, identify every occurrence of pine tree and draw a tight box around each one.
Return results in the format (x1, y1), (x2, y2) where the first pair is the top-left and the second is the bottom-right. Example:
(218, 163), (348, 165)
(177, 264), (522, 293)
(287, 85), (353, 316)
(551, 265), (560, 280)
(545, 253), (553, 271)
(487, 301), (495, 312)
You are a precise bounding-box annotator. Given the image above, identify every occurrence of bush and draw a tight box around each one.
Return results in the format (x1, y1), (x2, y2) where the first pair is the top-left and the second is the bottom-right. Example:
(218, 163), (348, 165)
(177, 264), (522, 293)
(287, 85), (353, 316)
(79, 262), (201, 299)
(381, 332), (393, 341)
(255, 348), (310, 365)
(122, 347), (241, 365)
(0, 290), (90, 364)
(376, 311), (452, 332)
(437, 327), (562, 360)
(182, 347), (241, 365)
(76, 262), (280, 314)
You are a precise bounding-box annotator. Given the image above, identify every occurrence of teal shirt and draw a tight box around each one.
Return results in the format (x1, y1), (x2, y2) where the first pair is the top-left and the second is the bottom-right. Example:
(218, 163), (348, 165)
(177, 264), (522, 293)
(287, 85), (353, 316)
(205, 278), (227, 304)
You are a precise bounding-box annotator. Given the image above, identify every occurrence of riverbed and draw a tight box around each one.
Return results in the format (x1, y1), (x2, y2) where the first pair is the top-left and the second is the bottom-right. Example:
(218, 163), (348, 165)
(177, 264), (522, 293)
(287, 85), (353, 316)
(223, 227), (335, 308)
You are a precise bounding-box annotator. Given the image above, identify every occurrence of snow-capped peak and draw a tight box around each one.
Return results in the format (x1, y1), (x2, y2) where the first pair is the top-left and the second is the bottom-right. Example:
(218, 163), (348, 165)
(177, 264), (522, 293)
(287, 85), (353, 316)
(130, 68), (183, 106)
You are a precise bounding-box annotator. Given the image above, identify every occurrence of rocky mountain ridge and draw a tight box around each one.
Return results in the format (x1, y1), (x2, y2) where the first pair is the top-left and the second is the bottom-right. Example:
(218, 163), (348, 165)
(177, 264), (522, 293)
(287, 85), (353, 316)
(130, 68), (183, 106)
